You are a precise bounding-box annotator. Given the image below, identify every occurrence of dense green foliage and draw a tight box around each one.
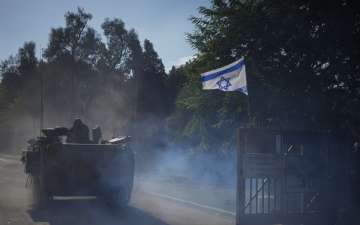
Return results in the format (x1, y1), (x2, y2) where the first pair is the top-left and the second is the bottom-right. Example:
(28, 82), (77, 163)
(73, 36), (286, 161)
(0, 8), (174, 151)
(169, 0), (360, 152)
(0, 1), (359, 219)
(173, 0), (360, 213)
(1, 2), (360, 153)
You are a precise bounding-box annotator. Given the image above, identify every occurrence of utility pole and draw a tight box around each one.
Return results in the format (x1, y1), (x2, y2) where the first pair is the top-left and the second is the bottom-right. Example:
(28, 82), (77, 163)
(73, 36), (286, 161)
(71, 68), (75, 120)
(40, 48), (44, 136)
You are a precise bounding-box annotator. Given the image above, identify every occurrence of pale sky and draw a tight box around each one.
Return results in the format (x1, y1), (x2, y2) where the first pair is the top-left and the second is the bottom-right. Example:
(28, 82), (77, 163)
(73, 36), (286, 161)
(0, 0), (210, 71)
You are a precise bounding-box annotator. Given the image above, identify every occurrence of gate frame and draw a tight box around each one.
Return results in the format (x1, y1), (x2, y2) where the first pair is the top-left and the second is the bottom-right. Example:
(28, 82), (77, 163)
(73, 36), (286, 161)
(236, 128), (351, 225)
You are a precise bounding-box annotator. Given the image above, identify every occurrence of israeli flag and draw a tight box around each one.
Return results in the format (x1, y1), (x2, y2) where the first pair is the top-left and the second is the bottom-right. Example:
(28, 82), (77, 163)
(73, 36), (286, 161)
(201, 58), (247, 94)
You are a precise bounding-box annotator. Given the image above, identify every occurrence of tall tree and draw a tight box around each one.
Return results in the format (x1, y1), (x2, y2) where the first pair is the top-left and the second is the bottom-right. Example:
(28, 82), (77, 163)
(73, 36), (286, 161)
(18, 42), (37, 80)
(45, 7), (94, 61)
(168, 0), (360, 151)
(135, 39), (167, 118)
(0, 57), (21, 102)
(100, 18), (130, 82)
(0, 42), (38, 104)
(165, 66), (187, 112)
(43, 8), (102, 119)
(126, 29), (144, 124)
(186, 0), (360, 131)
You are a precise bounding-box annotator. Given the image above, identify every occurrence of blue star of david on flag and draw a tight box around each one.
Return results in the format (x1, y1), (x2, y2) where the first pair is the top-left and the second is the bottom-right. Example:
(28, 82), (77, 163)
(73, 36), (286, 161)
(201, 58), (248, 95)
(216, 76), (232, 91)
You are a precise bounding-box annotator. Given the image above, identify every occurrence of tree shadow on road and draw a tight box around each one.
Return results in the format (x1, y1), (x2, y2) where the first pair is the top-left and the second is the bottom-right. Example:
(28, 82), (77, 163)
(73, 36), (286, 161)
(28, 199), (169, 225)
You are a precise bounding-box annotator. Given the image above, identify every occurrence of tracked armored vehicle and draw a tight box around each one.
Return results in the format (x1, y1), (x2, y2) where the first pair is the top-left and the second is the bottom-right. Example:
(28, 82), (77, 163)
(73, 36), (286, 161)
(21, 124), (134, 207)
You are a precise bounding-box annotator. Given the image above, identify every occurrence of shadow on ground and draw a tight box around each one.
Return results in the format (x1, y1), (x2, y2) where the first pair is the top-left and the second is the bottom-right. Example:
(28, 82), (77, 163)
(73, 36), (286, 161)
(28, 199), (169, 225)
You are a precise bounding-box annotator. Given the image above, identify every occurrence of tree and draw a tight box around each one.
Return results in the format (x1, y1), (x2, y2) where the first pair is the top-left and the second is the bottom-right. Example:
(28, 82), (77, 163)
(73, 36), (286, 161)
(0, 55), (21, 102)
(127, 29), (144, 75)
(0, 7), (170, 152)
(0, 42), (38, 104)
(18, 42), (37, 80)
(126, 29), (144, 124)
(99, 18), (131, 81)
(43, 8), (103, 119)
(166, 0), (360, 152)
(169, 58), (246, 152)
(165, 66), (187, 112)
(137, 39), (167, 117)
(184, 0), (360, 131)
(44, 7), (94, 62)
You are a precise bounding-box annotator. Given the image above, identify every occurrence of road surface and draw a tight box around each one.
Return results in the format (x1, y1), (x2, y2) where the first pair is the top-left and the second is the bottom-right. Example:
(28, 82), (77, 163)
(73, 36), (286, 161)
(137, 176), (236, 213)
(0, 154), (235, 225)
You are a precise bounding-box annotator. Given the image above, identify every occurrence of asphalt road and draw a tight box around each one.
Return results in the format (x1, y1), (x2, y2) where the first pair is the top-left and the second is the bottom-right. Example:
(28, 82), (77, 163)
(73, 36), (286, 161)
(137, 176), (236, 213)
(0, 154), (235, 225)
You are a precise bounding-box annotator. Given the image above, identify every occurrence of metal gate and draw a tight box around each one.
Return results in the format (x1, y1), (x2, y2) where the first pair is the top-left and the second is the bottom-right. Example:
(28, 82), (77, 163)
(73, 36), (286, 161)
(236, 128), (350, 225)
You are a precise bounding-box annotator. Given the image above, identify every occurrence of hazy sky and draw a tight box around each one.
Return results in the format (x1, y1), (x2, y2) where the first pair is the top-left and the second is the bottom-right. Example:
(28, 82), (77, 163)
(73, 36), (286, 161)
(0, 0), (210, 71)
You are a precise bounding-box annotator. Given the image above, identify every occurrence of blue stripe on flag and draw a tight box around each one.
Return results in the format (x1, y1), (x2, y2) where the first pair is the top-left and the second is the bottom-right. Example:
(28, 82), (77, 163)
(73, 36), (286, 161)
(201, 59), (245, 82)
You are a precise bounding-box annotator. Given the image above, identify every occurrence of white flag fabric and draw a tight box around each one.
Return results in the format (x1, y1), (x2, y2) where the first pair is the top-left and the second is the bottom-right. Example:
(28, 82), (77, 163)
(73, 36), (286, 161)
(201, 58), (247, 94)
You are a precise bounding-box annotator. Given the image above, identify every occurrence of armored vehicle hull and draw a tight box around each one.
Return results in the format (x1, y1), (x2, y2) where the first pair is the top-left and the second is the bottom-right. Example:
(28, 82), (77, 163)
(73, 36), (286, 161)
(22, 130), (134, 207)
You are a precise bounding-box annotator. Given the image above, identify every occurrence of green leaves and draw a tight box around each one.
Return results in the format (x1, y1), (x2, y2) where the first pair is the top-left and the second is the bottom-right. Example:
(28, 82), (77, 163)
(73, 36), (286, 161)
(171, 0), (360, 151)
(100, 18), (130, 75)
(169, 56), (247, 151)
(0, 8), (171, 144)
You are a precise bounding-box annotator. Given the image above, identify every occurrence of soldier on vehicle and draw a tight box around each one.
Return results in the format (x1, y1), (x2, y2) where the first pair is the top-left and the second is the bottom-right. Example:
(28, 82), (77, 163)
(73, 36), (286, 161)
(92, 125), (102, 144)
(66, 118), (90, 143)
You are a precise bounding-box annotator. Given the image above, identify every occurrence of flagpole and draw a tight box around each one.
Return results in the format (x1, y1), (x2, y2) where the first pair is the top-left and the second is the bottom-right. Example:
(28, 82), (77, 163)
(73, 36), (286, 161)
(245, 56), (254, 128)
(246, 94), (252, 127)
(200, 57), (251, 225)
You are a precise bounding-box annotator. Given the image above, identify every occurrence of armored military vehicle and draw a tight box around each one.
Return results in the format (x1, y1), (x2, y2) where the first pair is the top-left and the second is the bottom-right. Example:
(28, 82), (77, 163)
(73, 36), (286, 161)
(21, 121), (134, 208)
